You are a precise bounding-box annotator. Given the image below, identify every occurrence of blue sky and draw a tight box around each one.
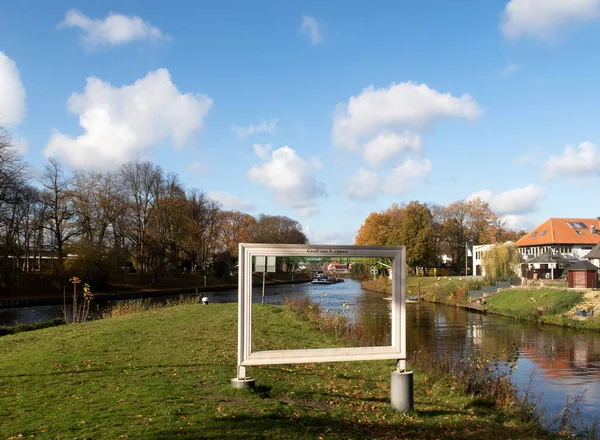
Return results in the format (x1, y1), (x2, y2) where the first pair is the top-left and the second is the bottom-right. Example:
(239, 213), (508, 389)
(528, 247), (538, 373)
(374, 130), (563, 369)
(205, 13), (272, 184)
(1, 0), (600, 244)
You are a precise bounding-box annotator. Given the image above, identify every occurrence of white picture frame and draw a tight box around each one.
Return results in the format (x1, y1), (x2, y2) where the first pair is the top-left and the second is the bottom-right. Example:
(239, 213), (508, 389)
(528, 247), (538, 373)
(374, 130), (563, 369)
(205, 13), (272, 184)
(236, 244), (406, 379)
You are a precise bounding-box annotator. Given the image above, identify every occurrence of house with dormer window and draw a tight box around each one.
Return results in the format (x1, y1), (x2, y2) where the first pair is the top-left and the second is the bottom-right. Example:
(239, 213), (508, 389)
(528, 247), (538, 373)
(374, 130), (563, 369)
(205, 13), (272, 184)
(515, 218), (600, 262)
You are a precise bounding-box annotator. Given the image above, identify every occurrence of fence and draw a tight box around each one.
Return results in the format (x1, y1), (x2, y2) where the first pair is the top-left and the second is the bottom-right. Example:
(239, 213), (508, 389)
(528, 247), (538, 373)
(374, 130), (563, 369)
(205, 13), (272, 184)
(468, 278), (522, 300)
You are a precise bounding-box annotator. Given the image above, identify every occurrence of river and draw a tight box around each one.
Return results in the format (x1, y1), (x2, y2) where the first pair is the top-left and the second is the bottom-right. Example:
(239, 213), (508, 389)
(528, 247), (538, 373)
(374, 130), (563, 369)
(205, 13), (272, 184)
(1, 279), (599, 425)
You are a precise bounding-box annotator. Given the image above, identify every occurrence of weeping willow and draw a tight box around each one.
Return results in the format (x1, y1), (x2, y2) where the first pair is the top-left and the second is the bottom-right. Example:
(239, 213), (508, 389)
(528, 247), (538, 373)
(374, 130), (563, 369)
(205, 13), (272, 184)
(482, 243), (523, 281)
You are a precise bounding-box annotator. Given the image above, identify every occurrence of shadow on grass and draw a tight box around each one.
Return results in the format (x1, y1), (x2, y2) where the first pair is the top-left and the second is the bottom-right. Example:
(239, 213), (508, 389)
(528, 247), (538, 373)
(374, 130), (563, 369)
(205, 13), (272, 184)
(146, 412), (549, 440)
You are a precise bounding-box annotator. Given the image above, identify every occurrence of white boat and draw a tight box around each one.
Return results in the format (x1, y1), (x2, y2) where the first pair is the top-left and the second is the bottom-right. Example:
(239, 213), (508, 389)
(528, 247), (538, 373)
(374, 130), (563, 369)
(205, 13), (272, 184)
(311, 274), (345, 284)
(311, 274), (333, 284)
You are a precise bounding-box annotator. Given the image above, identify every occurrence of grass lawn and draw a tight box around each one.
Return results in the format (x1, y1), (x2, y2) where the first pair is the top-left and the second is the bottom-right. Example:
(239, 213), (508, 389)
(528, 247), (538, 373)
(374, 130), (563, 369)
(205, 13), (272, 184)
(0, 303), (554, 439)
(363, 276), (467, 297)
(485, 289), (600, 330)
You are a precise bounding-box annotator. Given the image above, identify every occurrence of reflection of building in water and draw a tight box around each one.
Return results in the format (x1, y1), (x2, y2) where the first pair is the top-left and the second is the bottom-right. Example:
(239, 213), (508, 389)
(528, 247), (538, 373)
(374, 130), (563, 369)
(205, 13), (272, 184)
(574, 337), (590, 369)
(519, 332), (600, 380)
(466, 323), (483, 346)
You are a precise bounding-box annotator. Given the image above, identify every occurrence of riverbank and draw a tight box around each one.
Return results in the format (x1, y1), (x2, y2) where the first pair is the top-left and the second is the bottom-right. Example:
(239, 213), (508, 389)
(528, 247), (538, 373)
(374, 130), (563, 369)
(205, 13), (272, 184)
(362, 277), (600, 331)
(0, 272), (310, 308)
(0, 303), (557, 439)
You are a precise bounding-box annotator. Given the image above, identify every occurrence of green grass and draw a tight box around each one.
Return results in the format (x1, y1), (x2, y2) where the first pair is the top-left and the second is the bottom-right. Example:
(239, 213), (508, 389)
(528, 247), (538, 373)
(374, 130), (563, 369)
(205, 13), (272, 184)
(487, 289), (584, 322)
(0, 303), (555, 439)
(362, 275), (470, 297)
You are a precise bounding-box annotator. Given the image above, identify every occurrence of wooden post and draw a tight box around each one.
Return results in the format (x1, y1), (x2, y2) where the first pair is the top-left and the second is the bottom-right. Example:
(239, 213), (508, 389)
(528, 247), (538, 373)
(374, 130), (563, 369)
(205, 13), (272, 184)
(418, 280), (421, 302)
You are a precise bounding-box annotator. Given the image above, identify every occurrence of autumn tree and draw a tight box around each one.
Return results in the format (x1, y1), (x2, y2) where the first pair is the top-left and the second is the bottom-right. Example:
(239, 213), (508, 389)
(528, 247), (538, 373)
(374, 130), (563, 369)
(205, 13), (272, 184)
(436, 198), (499, 272)
(356, 202), (437, 272)
(355, 211), (390, 246)
(219, 210), (257, 256)
(252, 214), (308, 244)
(394, 201), (438, 270)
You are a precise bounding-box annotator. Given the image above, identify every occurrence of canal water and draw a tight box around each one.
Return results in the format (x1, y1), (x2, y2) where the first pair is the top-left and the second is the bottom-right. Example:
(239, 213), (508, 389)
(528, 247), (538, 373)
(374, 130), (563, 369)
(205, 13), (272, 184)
(1, 279), (600, 425)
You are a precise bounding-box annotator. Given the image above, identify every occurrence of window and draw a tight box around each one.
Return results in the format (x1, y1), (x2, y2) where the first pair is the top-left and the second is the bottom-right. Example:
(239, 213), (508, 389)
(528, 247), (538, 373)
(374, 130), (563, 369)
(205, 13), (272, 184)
(540, 230), (547, 237)
(530, 231), (538, 238)
(582, 246), (592, 250)
(567, 221), (588, 229)
(576, 230), (583, 235)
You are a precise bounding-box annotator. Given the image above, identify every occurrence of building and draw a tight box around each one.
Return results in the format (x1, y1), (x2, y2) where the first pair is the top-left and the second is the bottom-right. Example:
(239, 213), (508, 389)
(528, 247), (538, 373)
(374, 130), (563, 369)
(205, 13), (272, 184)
(586, 242), (600, 268)
(472, 242), (518, 277)
(473, 244), (495, 276)
(567, 260), (598, 288)
(515, 218), (600, 262)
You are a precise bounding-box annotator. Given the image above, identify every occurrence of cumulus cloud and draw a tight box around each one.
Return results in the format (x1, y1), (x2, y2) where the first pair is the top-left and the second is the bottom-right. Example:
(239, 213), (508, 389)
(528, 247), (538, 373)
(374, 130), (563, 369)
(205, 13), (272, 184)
(345, 158), (431, 200)
(384, 158), (432, 195)
(501, 0), (600, 41)
(500, 214), (534, 232)
(363, 132), (422, 168)
(232, 119), (277, 138)
(11, 137), (29, 155)
(0, 52), (26, 126)
(252, 143), (272, 160)
(45, 68), (213, 170)
(247, 145), (326, 216)
(208, 191), (255, 212)
(303, 226), (355, 245)
(334, 81), (480, 200)
(467, 184), (543, 215)
(300, 15), (322, 45)
(345, 168), (382, 200)
(332, 81), (481, 150)
(543, 141), (600, 179)
(59, 9), (168, 48)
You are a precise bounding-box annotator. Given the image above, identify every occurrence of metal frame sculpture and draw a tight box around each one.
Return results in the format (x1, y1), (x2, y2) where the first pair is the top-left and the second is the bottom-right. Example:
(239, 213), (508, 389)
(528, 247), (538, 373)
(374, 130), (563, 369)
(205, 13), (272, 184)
(235, 243), (406, 381)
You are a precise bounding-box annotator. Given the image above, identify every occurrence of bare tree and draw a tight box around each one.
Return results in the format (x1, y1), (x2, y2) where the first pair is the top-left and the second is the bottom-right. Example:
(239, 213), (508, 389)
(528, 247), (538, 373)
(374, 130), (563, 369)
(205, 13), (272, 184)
(40, 159), (80, 263)
(120, 161), (163, 273)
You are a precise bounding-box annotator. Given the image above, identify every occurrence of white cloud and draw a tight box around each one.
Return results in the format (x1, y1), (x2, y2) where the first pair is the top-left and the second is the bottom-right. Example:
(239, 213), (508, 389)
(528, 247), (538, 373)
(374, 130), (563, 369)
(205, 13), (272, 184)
(543, 141), (600, 179)
(253, 143), (272, 160)
(232, 119), (277, 138)
(45, 68), (213, 170)
(344, 168), (382, 200)
(344, 158), (431, 200)
(208, 191), (255, 212)
(467, 184), (543, 215)
(501, 0), (600, 41)
(59, 9), (168, 48)
(187, 161), (210, 174)
(500, 60), (520, 76)
(0, 52), (26, 126)
(500, 214), (534, 232)
(300, 15), (322, 45)
(303, 226), (355, 245)
(513, 152), (536, 165)
(384, 158), (432, 195)
(247, 145), (325, 215)
(11, 137), (29, 155)
(363, 132), (422, 168)
(332, 81), (481, 150)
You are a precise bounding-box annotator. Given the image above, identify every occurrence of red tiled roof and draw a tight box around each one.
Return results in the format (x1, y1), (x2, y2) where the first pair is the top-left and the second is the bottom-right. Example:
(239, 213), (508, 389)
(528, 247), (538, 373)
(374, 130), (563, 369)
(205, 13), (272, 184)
(515, 218), (600, 247)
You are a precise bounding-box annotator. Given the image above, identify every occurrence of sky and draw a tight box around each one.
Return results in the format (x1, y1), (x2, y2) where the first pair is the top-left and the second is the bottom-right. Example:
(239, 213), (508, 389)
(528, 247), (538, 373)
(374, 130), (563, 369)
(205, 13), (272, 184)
(1, 0), (600, 245)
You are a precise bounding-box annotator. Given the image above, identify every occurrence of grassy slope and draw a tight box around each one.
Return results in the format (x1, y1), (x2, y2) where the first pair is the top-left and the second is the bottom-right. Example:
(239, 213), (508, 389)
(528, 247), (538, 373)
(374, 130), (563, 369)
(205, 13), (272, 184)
(486, 289), (600, 330)
(487, 289), (582, 318)
(0, 304), (553, 439)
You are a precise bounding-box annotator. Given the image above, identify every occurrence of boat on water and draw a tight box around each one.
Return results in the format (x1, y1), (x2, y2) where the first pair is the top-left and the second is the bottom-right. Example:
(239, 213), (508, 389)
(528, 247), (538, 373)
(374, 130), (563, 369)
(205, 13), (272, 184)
(311, 274), (345, 285)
